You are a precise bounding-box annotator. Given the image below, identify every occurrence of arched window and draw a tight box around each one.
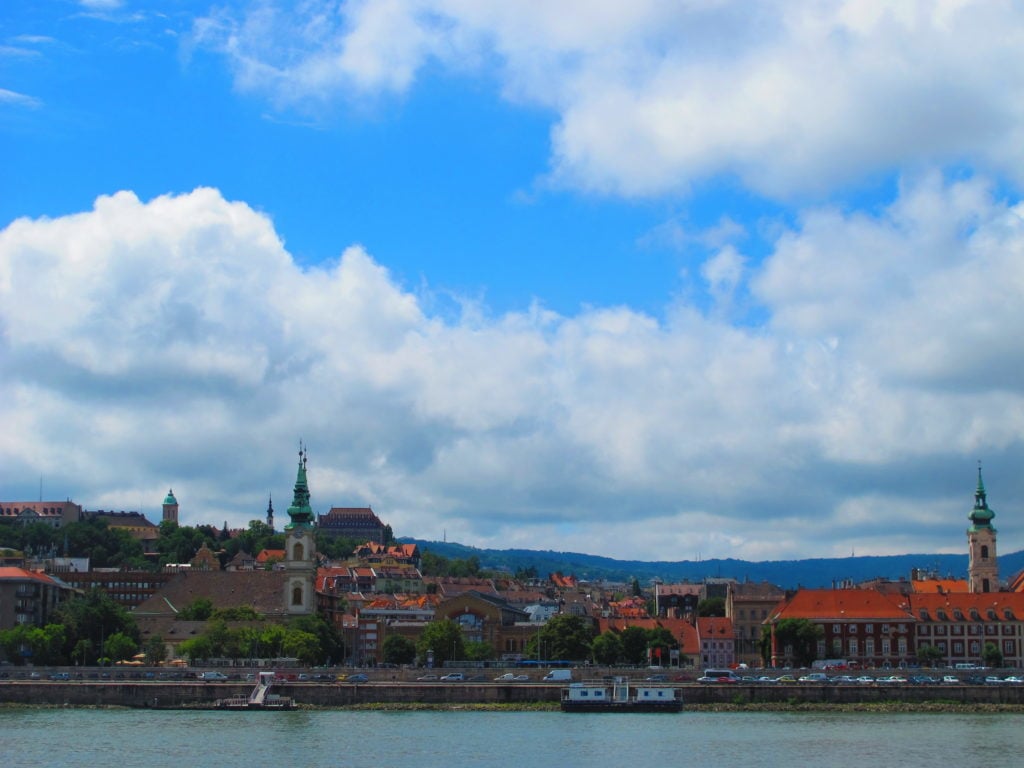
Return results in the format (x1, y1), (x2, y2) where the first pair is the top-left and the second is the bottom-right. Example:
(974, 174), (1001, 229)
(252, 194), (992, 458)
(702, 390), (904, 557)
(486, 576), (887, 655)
(981, 545), (989, 559)
(293, 542), (304, 561)
(292, 585), (303, 606)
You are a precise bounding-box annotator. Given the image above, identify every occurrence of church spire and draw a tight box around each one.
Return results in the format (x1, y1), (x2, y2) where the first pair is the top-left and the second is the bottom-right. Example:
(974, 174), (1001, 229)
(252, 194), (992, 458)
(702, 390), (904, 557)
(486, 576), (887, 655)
(285, 442), (315, 530)
(969, 461), (995, 530)
(266, 493), (275, 532)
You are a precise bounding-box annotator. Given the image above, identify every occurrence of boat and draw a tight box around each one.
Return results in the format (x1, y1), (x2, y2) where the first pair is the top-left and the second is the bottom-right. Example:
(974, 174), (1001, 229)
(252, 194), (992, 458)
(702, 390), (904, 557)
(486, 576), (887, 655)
(216, 671), (297, 710)
(560, 677), (682, 712)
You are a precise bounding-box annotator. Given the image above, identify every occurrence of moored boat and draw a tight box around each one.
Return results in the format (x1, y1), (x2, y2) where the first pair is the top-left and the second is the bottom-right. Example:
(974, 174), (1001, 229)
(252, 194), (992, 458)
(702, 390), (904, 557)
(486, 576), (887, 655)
(560, 677), (682, 712)
(216, 671), (296, 710)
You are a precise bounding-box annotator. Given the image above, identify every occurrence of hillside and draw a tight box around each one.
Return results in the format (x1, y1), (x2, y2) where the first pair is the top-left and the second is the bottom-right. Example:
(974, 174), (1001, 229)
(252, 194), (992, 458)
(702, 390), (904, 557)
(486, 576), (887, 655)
(402, 538), (1024, 590)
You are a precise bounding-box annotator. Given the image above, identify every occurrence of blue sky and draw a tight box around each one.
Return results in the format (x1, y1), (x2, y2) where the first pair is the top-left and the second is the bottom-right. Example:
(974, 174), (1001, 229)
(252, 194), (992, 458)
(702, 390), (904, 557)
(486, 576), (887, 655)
(3, 1), (1024, 565)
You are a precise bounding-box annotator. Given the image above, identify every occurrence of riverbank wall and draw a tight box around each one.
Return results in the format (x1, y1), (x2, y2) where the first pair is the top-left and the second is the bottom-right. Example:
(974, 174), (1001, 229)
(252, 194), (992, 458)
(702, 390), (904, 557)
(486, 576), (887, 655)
(4, 681), (1024, 708)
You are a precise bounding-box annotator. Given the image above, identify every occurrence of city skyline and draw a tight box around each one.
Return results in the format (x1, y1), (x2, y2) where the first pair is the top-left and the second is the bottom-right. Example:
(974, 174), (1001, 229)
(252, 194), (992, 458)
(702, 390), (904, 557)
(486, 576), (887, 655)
(2, 2), (1024, 561)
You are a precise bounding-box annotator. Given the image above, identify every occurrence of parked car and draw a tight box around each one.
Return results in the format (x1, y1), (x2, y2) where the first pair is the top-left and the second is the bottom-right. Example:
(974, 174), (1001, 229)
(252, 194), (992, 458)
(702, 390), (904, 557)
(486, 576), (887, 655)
(494, 673), (530, 682)
(49, 672), (71, 681)
(645, 674), (669, 682)
(439, 673), (465, 681)
(416, 674), (439, 681)
(198, 671), (229, 682)
(798, 673), (828, 683)
(345, 673), (369, 683)
(941, 675), (961, 684)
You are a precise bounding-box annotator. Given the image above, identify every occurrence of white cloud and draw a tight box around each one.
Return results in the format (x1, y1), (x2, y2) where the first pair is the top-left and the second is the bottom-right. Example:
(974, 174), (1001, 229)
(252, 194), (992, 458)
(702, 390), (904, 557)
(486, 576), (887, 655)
(0, 88), (41, 108)
(192, 1), (1024, 197)
(2, 182), (1023, 560)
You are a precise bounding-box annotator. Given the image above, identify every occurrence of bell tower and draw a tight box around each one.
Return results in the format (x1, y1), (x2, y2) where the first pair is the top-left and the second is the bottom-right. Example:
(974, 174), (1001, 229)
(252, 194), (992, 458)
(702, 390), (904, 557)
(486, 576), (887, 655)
(283, 444), (316, 615)
(162, 489), (179, 524)
(967, 464), (998, 594)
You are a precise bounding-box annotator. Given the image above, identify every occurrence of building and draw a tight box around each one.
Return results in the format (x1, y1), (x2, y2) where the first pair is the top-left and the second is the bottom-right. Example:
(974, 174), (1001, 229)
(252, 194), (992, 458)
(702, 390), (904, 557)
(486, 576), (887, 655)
(162, 490), (179, 524)
(905, 592), (1024, 668)
(81, 509), (161, 554)
(61, 569), (176, 609)
(282, 445), (317, 615)
(317, 507), (385, 542)
(0, 500), (82, 528)
(0, 567), (76, 632)
(697, 616), (736, 668)
(726, 580), (786, 665)
(967, 465), (999, 593)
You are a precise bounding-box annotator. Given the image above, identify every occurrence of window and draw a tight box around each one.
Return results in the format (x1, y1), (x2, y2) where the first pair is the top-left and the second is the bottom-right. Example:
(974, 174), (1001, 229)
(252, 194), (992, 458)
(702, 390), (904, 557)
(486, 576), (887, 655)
(865, 638), (875, 657)
(882, 624), (891, 633)
(833, 624), (841, 633)
(881, 638), (891, 656)
(970, 641), (980, 655)
(981, 545), (989, 559)
(849, 624), (857, 633)
(897, 638), (907, 656)
(292, 585), (303, 605)
(953, 641), (964, 654)
(848, 638), (858, 656)
(865, 624), (873, 633)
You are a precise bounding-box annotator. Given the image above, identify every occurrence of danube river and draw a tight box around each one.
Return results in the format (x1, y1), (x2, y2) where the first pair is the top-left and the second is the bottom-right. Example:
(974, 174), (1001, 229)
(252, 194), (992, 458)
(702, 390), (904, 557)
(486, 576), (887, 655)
(3, 708), (1024, 767)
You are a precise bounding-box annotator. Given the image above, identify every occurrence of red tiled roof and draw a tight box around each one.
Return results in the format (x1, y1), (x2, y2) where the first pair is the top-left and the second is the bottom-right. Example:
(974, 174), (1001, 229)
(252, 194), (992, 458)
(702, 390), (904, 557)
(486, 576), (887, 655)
(769, 588), (911, 622)
(911, 578), (969, 594)
(697, 616), (734, 639)
(904, 592), (1024, 619)
(0, 566), (58, 585)
(255, 549), (285, 563)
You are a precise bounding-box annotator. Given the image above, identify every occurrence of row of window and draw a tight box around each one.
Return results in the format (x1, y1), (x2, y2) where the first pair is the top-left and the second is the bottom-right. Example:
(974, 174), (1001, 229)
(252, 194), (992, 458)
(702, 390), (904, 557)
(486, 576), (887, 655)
(830, 623), (908, 634)
(917, 624), (1012, 636)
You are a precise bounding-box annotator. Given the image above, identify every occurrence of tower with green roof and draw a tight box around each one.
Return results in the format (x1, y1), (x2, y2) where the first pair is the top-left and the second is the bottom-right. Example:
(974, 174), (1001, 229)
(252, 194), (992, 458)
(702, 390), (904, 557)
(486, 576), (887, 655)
(162, 489), (179, 525)
(283, 444), (316, 615)
(967, 463), (998, 594)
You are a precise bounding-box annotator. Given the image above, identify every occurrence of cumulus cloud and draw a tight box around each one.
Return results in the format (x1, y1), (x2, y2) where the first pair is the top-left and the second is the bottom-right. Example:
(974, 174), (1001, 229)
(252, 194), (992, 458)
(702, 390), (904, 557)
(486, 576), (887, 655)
(2, 182), (1023, 560)
(191, 1), (1024, 197)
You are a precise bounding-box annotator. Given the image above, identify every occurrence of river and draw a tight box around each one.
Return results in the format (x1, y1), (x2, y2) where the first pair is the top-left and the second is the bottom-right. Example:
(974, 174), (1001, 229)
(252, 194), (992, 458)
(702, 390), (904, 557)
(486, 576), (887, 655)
(3, 708), (1023, 767)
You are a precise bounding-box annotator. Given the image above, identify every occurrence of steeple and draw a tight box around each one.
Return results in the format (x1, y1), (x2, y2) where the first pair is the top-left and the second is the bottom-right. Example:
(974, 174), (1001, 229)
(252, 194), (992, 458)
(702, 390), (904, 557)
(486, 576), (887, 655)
(285, 443), (315, 530)
(266, 493), (275, 532)
(967, 462), (998, 594)
(968, 463), (995, 530)
(162, 488), (179, 525)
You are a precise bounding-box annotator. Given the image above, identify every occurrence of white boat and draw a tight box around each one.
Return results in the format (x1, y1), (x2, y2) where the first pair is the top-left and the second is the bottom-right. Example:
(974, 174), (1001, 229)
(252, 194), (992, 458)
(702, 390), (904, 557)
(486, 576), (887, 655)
(560, 677), (682, 712)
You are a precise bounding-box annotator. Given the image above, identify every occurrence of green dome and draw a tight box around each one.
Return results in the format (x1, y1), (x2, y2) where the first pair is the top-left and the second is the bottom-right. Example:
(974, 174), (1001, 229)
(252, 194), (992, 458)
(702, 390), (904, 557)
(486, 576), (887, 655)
(163, 489), (178, 505)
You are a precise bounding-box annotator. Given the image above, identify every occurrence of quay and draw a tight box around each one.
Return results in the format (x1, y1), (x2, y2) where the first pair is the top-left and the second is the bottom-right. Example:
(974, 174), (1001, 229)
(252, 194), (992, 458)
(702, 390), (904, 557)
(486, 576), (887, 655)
(5, 679), (1024, 709)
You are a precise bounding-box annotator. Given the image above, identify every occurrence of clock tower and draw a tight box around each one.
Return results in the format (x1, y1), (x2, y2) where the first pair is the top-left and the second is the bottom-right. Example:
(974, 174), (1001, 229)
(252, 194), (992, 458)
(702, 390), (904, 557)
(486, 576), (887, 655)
(283, 444), (316, 615)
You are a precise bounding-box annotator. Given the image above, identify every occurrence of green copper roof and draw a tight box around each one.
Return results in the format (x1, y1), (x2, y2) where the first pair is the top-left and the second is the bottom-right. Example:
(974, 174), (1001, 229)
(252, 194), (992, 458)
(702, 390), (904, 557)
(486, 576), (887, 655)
(163, 489), (177, 505)
(285, 446), (315, 530)
(968, 464), (996, 531)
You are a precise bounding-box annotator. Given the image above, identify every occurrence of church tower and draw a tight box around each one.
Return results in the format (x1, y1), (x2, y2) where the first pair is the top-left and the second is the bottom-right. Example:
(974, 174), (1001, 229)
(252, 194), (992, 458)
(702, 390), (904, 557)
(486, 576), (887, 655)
(162, 489), (179, 524)
(967, 464), (998, 594)
(266, 494), (275, 532)
(283, 445), (316, 615)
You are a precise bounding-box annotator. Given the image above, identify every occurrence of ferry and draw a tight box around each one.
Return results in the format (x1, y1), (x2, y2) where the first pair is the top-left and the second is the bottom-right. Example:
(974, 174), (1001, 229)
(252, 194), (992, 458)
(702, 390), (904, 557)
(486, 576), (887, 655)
(216, 671), (297, 710)
(560, 677), (682, 712)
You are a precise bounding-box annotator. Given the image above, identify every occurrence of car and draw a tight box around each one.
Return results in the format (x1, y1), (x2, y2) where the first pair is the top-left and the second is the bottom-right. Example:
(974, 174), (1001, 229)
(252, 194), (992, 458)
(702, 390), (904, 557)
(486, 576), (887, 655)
(941, 675), (960, 684)
(439, 673), (465, 682)
(798, 673), (828, 683)
(494, 673), (530, 682)
(876, 675), (906, 684)
(49, 672), (71, 681)
(775, 674), (796, 683)
(645, 674), (669, 682)
(984, 676), (1006, 685)
(199, 671), (229, 682)
(345, 673), (369, 683)
(1003, 676), (1024, 684)
(416, 674), (439, 681)
(831, 675), (856, 684)
(697, 674), (738, 683)
(855, 676), (874, 684)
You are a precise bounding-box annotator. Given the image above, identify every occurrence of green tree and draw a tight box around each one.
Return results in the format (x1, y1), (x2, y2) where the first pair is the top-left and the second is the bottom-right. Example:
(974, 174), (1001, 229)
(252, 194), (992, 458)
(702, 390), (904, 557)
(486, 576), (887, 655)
(916, 643), (944, 666)
(769, 619), (824, 667)
(619, 625), (650, 665)
(104, 631), (137, 663)
(282, 629), (321, 666)
(526, 615), (595, 662)
(697, 597), (726, 617)
(178, 598), (214, 621)
(53, 587), (139, 665)
(144, 635), (167, 666)
(646, 626), (678, 665)
(464, 640), (494, 662)
(416, 619), (465, 667)
(983, 641), (1004, 668)
(591, 631), (624, 665)
(178, 635), (214, 663)
(289, 614), (344, 665)
(382, 634), (417, 666)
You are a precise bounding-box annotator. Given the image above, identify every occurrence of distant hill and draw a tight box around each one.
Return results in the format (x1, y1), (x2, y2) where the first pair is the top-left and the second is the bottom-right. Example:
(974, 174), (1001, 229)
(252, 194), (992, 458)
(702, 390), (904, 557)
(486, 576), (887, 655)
(401, 538), (1024, 590)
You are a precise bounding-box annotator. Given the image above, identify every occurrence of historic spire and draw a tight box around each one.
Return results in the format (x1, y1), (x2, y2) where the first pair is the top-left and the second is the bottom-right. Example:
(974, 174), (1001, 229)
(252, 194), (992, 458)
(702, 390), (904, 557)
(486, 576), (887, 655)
(969, 462), (996, 530)
(285, 443), (315, 530)
(266, 493), (275, 532)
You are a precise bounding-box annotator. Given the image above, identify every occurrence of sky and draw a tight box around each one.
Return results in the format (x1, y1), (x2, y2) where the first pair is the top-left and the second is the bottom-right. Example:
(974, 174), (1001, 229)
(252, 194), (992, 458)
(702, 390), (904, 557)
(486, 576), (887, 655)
(2, 1), (1024, 564)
